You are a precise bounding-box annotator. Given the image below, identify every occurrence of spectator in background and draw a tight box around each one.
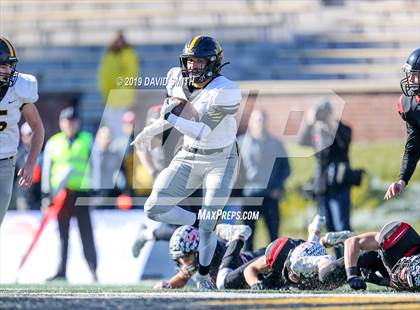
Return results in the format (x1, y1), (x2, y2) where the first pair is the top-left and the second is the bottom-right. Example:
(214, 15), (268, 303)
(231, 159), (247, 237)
(42, 107), (97, 281)
(134, 106), (166, 181)
(239, 110), (291, 252)
(98, 30), (139, 136)
(299, 99), (361, 258)
(14, 123), (43, 210)
(111, 110), (137, 197)
(90, 125), (122, 208)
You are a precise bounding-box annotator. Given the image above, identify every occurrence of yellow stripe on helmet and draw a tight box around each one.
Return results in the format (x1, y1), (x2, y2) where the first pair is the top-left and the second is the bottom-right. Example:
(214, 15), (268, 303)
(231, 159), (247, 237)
(188, 35), (202, 52)
(216, 42), (222, 54)
(0, 37), (15, 57)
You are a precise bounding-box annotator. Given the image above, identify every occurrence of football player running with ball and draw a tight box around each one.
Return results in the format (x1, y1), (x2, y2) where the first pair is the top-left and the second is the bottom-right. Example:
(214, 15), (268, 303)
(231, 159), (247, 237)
(132, 35), (241, 289)
(0, 37), (44, 225)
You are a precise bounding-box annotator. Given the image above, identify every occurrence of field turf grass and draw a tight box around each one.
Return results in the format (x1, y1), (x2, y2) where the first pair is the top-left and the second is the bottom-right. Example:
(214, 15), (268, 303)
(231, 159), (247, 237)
(1, 283), (419, 309)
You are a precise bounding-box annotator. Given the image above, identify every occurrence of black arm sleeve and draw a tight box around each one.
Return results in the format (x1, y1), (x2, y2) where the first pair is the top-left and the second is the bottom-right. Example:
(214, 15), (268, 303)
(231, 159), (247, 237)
(399, 121), (420, 185)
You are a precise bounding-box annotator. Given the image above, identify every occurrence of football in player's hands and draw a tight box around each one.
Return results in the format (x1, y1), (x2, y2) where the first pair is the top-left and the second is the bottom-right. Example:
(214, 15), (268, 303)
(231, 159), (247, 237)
(168, 97), (186, 116)
(169, 97), (199, 121)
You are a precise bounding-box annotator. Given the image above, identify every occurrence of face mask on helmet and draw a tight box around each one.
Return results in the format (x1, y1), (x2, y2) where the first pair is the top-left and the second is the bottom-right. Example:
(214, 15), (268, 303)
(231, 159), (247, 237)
(400, 48), (420, 97)
(176, 253), (198, 276)
(400, 65), (420, 96)
(180, 54), (220, 84)
(186, 57), (209, 82)
(0, 62), (17, 88)
(405, 255), (420, 290)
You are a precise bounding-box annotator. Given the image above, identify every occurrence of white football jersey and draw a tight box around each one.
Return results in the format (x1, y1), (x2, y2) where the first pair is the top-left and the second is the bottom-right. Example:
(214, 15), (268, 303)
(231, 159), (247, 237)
(0, 73), (39, 158)
(166, 67), (241, 149)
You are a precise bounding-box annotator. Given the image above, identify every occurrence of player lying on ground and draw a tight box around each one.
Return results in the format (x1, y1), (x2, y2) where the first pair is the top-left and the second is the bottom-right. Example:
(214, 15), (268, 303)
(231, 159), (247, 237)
(217, 215), (353, 290)
(153, 224), (263, 289)
(344, 221), (420, 291)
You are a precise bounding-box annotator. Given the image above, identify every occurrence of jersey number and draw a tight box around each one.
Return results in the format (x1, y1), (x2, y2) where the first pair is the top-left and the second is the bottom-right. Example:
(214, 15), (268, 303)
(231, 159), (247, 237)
(0, 110), (7, 132)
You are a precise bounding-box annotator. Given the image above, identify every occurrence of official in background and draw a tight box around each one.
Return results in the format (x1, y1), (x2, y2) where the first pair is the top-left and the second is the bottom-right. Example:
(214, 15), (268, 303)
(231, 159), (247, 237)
(42, 107), (97, 281)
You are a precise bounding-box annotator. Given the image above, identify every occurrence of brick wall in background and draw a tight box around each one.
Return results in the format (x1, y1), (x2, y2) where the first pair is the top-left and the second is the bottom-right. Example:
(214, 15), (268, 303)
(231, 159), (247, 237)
(339, 94), (405, 142)
(240, 93), (406, 142)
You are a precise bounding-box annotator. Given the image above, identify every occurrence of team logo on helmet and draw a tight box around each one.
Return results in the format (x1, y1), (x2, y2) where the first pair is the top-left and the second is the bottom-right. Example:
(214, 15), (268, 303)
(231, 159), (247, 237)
(169, 225), (199, 260)
(290, 241), (327, 263)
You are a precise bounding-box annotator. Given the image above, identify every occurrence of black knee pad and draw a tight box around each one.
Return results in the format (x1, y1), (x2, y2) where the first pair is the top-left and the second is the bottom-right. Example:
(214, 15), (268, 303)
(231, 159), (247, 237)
(220, 239), (244, 270)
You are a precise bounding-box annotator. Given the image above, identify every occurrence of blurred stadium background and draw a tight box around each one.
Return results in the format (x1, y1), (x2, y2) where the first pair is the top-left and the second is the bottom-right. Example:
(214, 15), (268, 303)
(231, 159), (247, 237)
(0, 0), (419, 288)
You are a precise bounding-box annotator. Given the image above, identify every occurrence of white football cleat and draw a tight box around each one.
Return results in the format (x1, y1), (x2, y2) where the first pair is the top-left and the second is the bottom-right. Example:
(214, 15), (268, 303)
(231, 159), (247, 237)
(132, 224), (150, 258)
(216, 224), (252, 242)
(195, 273), (216, 290)
(308, 215), (326, 234)
(323, 230), (354, 247)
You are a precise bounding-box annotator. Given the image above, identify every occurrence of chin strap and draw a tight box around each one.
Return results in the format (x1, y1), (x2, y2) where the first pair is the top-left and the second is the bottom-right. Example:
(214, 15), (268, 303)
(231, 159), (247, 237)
(219, 62), (230, 70)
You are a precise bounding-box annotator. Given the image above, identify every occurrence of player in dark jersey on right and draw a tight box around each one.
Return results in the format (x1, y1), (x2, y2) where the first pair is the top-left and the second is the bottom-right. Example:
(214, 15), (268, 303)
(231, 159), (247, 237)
(217, 215), (352, 290)
(344, 221), (420, 291)
(384, 48), (420, 201)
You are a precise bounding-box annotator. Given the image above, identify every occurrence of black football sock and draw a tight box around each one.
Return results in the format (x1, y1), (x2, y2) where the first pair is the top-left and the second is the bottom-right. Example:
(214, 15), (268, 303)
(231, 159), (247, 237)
(198, 264), (210, 276)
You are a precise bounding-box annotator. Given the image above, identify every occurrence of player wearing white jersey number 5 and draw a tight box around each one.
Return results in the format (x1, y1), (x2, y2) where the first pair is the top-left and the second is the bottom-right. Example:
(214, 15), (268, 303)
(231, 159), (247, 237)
(0, 37), (44, 225)
(132, 35), (241, 289)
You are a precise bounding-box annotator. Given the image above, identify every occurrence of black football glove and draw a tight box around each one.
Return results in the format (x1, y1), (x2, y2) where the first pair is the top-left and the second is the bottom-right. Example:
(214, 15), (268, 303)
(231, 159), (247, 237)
(250, 281), (264, 290)
(346, 266), (366, 290)
(348, 276), (367, 290)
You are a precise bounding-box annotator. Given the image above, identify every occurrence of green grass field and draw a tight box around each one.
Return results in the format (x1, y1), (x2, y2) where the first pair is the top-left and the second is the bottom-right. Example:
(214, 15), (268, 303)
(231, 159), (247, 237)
(1, 283), (419, 310)
(0, 282), (397, 293)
